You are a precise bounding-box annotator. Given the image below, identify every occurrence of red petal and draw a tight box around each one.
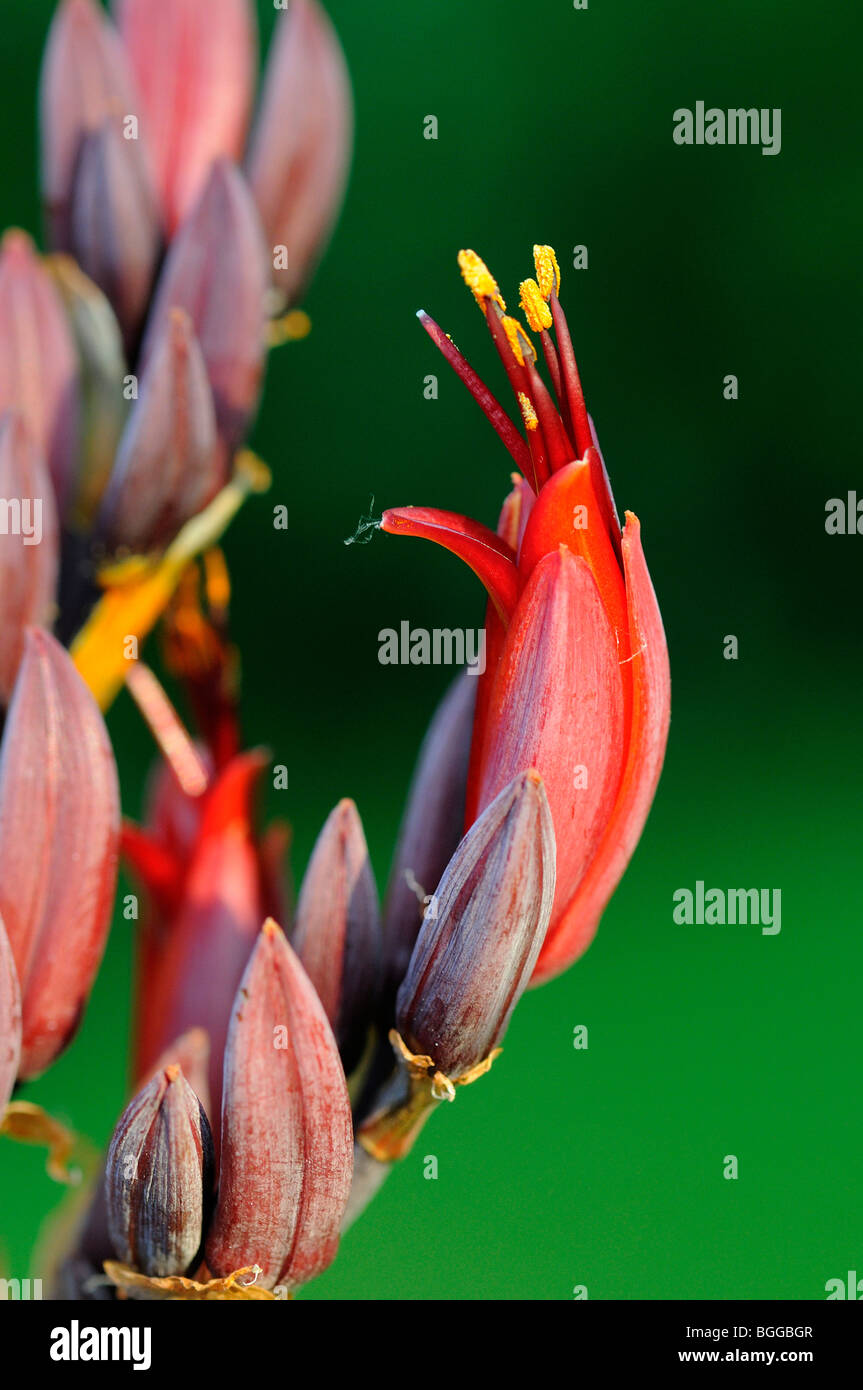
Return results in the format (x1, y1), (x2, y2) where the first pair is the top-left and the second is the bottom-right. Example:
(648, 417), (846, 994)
(0, 916), (22, 1108)
(381, 506), (518, 622)
(533, 514), (670, 980)
(476, 548), (626, 935)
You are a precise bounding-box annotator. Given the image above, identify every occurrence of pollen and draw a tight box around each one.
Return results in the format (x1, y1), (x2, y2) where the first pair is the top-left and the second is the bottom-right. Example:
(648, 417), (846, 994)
(458, 249), (505, 314)
(533, 244), (561, 299)
(517, 392), (539, 431)
(519, 278), (553, 332)
(501, 314), (535, 366)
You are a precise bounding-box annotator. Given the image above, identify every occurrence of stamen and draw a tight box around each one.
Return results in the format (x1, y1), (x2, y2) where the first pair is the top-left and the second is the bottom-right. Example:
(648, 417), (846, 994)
(517, 392), (538, 431)
(458, 249), (505, 315)
(500, 315), (535, 367)
(533, 244), (561, 298)
(125, 661), (210, 798)
(519, 278), (552, 332)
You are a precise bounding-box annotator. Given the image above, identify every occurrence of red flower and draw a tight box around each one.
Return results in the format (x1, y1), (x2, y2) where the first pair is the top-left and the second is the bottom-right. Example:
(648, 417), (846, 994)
(381, 246), (670, 982)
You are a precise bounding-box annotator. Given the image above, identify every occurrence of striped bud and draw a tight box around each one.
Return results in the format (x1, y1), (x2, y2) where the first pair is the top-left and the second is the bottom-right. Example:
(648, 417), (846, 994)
(396, 769), (555, 1082)
(98, 308), (222, 554)
(0, 413), (59, 704)
(0, 629), (120, 1079)
(206, 919), (353, 1291)
(105, 1064), (214, 1277)
(293, 799), (380, 1074)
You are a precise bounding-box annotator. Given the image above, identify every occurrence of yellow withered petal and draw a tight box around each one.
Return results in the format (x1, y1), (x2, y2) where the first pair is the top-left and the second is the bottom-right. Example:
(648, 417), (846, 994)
(458, 249), (506, 315)
(72, 451), (270, 710)
(519, 277), (553, 332)
(533, 244), (561, 299)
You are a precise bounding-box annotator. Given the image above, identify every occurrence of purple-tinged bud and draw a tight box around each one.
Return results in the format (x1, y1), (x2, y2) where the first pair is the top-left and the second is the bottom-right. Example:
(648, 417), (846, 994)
(140, 159), (268, 453)
(0, 629), (120, 1080)
(0, 915), (22, 1112)
(206, 919), (353, 1292)
(98, 308), (222, 555)
(40, 0), (144, 250)
(68, 120), (161, 353)
(382, 672), (476, 1010)
(0, 230), (79, 514)
(105, 1064), (214, 1278)
(396, 768), (555, 1084)
(115, 0), (258, 236)
(246, 0), (352, 307)
(46, 255), (129, 527)
(293, 799), (381, 1074)
(0, 413), (59, 705)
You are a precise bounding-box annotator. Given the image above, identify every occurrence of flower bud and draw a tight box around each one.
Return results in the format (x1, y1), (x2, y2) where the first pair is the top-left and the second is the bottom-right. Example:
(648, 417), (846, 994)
(382, 672), (475, 1011)
(0, 230), (79, 513)
(40, 0), (144, 250)
(98, 308), (222, 555)
(396, 769), (555, 1083)
(140, 159), (268, 453)
(67, 119), (161, 352)
(0, 915), (21, 1112)
(246, 0), (352, 306)
(293, 799), (380, 1074)
(105, 1064), (214, 1277)
(0, 628), (120, 1079)
(206, 919), (353, 1291)
(116, 0), (257, 235)
(0, 413), (59, 704)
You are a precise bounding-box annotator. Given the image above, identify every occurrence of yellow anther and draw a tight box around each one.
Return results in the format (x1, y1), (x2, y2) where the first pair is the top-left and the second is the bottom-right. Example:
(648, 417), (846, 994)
(458, 249), (506, 315)
(517, 392), (539, 432)
(533, 244), (561, 299)
(501, 314), (535, 366)
(519, 278), (553, 332)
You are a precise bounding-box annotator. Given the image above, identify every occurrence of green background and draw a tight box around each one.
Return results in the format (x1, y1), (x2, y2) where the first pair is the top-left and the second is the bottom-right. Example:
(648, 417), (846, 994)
(0, 0), (860, 1300)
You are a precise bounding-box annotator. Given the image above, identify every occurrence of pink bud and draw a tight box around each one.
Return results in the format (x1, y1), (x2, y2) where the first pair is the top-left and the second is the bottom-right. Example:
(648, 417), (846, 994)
(206, 919), (353, 1291)
(140, 159), (268, 452)
(68, 120), (162, 352)
(0, 231), (79, 513)
(0, 916), (22, 1112)
(0, 413), (59, 704)
(293, 798), (380, 1073)
(115, 0), (257, 235)
(40, 0), (144, 250)
(98, 308), (222, 554)
(247, 0), (352, 306)
(0, 629), (120, 1079)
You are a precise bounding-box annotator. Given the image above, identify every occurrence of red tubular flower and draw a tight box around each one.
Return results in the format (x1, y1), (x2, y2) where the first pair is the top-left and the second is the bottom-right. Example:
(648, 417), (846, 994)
(0, 629), (120, 1079)
(126, 748), (283, 1131)
(381, 246), (670, 982)
(115, 0), (258, 237)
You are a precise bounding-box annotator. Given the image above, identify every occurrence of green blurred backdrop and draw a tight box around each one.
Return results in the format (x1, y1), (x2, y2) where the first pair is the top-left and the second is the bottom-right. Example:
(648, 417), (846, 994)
(0, 0), (860, 1300)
